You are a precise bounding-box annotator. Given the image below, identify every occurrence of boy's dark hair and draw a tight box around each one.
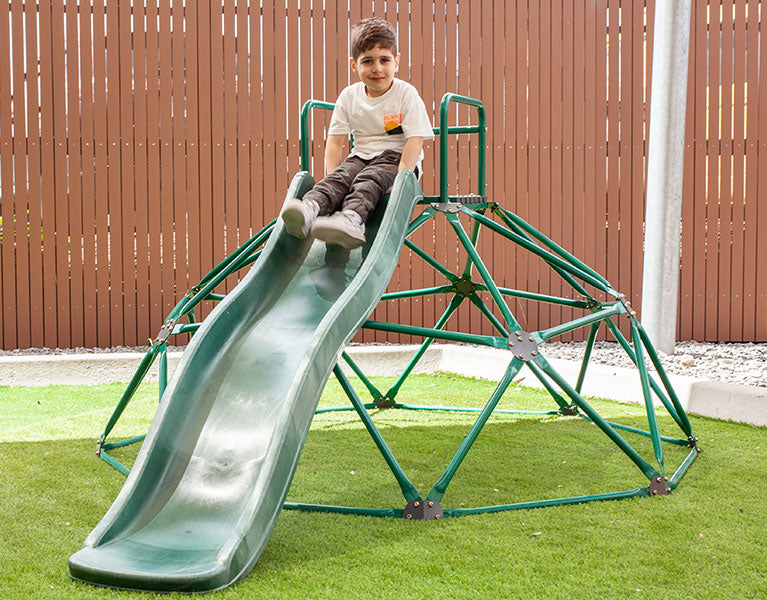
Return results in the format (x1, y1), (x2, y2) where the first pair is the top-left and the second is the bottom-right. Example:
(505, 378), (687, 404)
(350, 18), (397, 60)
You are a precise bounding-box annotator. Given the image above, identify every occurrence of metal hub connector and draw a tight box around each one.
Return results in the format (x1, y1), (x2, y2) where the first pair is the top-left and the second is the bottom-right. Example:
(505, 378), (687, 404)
(507, 330), (539, 362)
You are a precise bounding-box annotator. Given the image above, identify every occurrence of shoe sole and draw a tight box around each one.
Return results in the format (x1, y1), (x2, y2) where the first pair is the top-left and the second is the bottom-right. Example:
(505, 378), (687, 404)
(312, 223), (365, 250)
(281, 205), (309, 239)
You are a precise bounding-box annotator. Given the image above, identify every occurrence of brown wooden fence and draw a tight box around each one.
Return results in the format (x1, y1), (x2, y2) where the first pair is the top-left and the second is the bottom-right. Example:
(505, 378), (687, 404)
(0, 0), (765, 350)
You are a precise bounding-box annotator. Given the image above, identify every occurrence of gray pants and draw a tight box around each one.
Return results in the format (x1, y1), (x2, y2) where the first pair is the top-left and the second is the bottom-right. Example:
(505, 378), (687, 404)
(303, 149), (402, 222)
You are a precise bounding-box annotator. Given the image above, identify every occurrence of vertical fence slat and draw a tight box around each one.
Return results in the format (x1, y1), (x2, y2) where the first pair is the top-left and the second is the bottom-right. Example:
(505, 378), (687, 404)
(10, 0), (30, 348)
(742, 0), (759, 339)
(146, 0), (163, 334)
(249, 0), (263, 256)
(584, 0), (599, 336)
(185, 0), (201, 308)
(52, 0), (70, 347)
(133, 0), (150, 343)
(757, 0), (767, 339)
(197, 0), (213, 322)
(92, 0), (110, 347)
(65, 0), (82, 348)
(119, 0), (137, 345)
(730, 0), (747, 340)
(717, 0), (734, 341)
(223, 0), (237, 270)
(557, 1), (571, 338)
(0, 0), (14, 348)
(706, 0), (722, 340)
(79, 0), (98, 346)
(606, 0), (620, 308)
(538, 1), (553, 335)
(172, 0), (187, 334)
(691, 0), (708, 340)
(629, 0), (645, 317)
(25, 0), (45, 347)
(210, 0), (226, 292)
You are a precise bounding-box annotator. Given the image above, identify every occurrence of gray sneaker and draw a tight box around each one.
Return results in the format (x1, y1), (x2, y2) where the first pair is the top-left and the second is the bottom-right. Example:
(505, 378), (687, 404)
(311, 212), (366, 249)
(281, 198), (318, 239)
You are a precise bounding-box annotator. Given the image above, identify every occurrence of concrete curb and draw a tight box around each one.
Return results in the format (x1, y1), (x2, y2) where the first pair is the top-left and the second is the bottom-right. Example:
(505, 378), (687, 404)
(1, 344), (764, 427)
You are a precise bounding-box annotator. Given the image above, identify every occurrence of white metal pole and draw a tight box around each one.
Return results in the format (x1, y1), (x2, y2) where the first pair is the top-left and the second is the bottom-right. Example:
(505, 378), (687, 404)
(640, 0), (692, 354)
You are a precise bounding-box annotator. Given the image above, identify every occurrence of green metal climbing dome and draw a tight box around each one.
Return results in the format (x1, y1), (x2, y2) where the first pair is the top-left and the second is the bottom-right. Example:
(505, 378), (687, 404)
(95, 93), (699, 518)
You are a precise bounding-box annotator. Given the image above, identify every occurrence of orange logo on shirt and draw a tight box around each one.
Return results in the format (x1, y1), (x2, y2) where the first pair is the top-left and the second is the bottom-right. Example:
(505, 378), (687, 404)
(384, 113), (403, 134)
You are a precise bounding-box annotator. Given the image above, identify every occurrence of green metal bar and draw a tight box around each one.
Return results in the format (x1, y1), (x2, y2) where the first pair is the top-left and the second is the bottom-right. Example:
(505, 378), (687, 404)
(380, 285), (455, 301)
(466, 207), (614, 294)
(203, 293), (227, 302)
(604, 319), (688, 434)
(394, 403), (560, 416)
(538, 304), (625, 341)
(447, 213), (520, 331)
(159, 344), (168, 398)
(439, 93), (486, 201)
(434, 125), (482, 135)
(98, 451), (131, 477)
(576, 322), (600, 394)
(524, 360), (574, 411)
(300, 100), (335, 171)
(635, 324), (695, 438)
(592, 418), (690, 446)
(174, 323), (202, 335)
(496, 286), (593, 309)
(283, 502), (402, 518)
(500, 208), (613, 288)
(384, 295), (464, 400)
(492, 206), (597, 299)
(240, 248), (266, 268)
(99, 345), (161, 443)
(669, 447), (699, 490)
(632, 322), (665, 474)
(315, 406), (358, 414)
(442, 487), (647, 517)
(407, 206), (438, 235)
(333, 365), (421, 503)
(363, 320), (507, 349)
(192, 221), (275, 293)
(101, 434), (146, 450)
(339, 352), (383, 401)
(174, 224), (275, 319)
(467, 293), (510, 337)
(403, 238), (458, 282)
(533, 355), (661, 480)
(426, 359), (523, 503)
(462, 211), (484, 279)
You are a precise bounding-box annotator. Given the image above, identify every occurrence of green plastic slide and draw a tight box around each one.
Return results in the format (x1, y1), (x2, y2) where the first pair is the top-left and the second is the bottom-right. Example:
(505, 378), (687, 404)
(68, 170), (421, 592)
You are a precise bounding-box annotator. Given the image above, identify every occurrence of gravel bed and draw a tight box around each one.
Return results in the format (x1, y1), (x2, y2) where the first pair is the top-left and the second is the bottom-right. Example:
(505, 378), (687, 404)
(542, 340), (766, 389)
(1, 341), (764, 389)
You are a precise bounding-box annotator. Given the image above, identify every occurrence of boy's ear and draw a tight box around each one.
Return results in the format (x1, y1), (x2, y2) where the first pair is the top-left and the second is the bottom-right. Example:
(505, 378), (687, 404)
(349, 56), (358, 74)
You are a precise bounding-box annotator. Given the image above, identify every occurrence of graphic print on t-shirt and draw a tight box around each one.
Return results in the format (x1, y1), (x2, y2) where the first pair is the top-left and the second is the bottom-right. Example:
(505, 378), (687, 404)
(384, 112), (403, 135)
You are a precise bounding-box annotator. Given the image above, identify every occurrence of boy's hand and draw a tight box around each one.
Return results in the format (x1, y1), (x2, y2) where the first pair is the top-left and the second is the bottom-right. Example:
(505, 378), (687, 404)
(324, 135), (347, 176)
(399, 137), (424, 171)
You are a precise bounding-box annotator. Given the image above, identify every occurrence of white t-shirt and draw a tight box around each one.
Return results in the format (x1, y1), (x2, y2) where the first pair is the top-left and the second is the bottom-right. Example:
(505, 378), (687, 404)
(327, 79), (434, 172)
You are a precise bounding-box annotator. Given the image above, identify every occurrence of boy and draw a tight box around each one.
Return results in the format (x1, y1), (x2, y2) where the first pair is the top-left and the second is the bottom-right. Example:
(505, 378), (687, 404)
(281, 17), (434, 249)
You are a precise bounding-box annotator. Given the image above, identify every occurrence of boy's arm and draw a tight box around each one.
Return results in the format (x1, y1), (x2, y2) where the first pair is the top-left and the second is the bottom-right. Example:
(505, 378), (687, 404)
(324, 134), (347, 176)
(398, 136), (424, 171)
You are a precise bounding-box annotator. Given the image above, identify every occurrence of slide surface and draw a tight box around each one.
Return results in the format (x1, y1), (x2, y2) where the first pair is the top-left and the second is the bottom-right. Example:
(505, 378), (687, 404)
(68, 171), (420, 592)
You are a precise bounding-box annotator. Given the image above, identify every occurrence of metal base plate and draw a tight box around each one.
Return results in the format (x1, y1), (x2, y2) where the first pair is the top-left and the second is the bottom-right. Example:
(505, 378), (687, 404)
(402, 500), (444, 520)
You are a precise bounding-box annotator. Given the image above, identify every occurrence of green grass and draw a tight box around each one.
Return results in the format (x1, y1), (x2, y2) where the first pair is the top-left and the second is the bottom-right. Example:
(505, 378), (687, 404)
(0, 373), (765, 599)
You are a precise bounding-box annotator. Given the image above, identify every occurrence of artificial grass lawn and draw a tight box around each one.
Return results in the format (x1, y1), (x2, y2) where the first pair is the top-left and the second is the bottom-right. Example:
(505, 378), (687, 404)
(0, 373), (765, 599)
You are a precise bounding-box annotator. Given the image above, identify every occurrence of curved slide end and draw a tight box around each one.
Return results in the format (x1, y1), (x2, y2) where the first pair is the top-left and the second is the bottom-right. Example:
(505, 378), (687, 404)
(68, 171), (421, 592)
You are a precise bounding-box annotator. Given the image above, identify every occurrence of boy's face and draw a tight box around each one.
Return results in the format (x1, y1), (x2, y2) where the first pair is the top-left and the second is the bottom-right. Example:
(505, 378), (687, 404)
(350, 45), (400, 98)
